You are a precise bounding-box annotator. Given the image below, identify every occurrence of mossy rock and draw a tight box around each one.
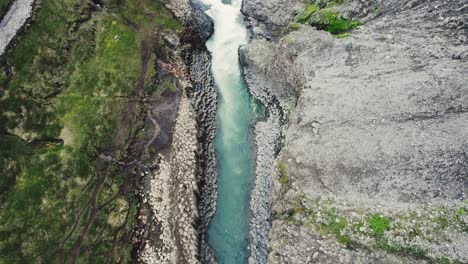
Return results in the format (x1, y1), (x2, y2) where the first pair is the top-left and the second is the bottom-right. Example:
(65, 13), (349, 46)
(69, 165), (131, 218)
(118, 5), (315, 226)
(296, 4), (319, 24)
(309, 8), (362, 34)
(290, 22), (302, 30)
(334, 32), (350, 39)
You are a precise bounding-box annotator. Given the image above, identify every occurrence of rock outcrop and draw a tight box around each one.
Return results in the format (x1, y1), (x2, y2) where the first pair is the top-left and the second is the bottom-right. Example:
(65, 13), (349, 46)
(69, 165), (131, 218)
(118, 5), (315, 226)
(241, 0), (468, 263)
(0, 0), (34, 56)
(242, 0), (303, 38)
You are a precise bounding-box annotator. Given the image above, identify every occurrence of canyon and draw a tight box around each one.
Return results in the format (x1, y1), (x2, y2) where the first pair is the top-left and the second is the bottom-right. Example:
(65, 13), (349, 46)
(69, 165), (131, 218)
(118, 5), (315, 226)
(0, 0), (467, 263)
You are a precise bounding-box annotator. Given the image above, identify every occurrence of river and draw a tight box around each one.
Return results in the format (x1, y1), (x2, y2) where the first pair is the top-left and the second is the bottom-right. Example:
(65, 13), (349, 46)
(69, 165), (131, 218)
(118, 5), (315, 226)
(200, 0), (255, 263)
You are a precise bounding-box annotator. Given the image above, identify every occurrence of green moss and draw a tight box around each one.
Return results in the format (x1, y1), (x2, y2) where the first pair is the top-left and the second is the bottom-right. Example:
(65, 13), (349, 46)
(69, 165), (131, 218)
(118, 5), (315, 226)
(317, 208), (354, 247)
(457, 207), (466, 216)
(278, 161), (289, 184)
(376, 238), (428, 259)
(296, 4), (319, 24)
(290, 22), (302, 30)
(437, 257), (451, 264)
(334, 32), (350, 38)
(164, 80), (178, 92)
(325, 216), (347, 236)
(408, 246), (428, 258)
(337, 235), (353, 245)
(285, 195), (466, 262)
(310, 8), (362, 34)
(369, 213), (391, 236)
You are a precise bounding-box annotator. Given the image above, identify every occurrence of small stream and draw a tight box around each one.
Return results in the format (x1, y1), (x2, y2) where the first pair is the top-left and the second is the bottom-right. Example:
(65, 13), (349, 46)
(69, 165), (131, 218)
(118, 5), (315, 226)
(200, 0), (256, 263)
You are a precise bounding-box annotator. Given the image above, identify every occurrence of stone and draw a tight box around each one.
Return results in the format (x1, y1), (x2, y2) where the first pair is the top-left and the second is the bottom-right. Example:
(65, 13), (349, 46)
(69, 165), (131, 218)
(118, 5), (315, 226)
(312, 252), (319, 259)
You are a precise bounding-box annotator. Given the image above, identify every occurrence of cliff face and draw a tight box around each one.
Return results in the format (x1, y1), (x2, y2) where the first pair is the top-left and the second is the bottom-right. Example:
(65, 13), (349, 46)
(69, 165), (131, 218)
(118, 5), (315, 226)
(139, 1), (219, 263)
(241, 0), (468, 263)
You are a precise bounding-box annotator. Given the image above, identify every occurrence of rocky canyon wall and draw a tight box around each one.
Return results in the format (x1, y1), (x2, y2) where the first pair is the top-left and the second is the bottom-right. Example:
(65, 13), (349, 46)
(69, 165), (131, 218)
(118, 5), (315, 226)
(241, 0), (468, 263)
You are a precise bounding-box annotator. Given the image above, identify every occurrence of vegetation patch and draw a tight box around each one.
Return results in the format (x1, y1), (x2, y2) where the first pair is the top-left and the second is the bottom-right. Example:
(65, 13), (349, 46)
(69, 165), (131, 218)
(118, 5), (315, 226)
(376, 238), (429, 259)
(293, 1), (362, 35)
(290, 22), (302, 30)
(295, 4), (319, 24)
(334, 32), (350, 39)
(0, 0), (180, 262)
(309, 8), (362, 34)
(278, 193), (468, 263)
(278, 161), (289, 184)
(369, 213), (391, 236)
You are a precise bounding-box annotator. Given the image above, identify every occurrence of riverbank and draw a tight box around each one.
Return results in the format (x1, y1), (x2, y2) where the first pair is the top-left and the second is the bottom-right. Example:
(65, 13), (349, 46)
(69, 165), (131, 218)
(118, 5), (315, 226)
(137, 1), (220, 263)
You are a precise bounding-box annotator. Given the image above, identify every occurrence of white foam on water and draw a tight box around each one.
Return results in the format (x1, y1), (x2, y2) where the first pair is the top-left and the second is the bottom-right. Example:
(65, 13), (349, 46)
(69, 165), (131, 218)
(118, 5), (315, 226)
(201, 0), (255, 263)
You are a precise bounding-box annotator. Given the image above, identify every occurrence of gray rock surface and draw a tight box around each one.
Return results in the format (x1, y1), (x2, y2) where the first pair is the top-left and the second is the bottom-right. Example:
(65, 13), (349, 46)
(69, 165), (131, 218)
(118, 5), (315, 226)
(0, 0), (34, 56)
(280, 23), (468, 203)
(247, 103), (282, 264)
(160, 0), (192, 23)
(241, 0), (468, 262)
(138, 1), (218, 263)
(187, 48), (218, 264)
(242, 0), (302, 38)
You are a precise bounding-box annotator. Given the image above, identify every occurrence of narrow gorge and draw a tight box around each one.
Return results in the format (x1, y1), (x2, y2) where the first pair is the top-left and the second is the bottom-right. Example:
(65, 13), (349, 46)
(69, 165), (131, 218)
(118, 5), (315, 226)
(0, 0), (467, 263)
(201, 0), (254, 263)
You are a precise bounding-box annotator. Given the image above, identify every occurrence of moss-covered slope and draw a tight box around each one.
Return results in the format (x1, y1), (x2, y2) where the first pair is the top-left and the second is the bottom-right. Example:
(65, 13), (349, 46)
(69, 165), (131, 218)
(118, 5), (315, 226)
(0, 0), (180, 262)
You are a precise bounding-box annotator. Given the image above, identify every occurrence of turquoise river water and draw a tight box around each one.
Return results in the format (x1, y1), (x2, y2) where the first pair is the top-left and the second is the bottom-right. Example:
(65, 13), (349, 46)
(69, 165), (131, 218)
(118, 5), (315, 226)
(202, 0), (255, 263)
